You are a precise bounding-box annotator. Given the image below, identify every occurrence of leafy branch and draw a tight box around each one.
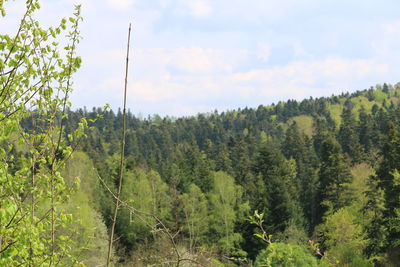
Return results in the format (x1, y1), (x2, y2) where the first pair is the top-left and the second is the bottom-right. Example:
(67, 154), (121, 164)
(248, 210), (272, 245)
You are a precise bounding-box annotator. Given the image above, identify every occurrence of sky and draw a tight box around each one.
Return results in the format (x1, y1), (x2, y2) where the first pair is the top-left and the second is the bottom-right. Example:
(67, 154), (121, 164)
(2, 0), (400, 116)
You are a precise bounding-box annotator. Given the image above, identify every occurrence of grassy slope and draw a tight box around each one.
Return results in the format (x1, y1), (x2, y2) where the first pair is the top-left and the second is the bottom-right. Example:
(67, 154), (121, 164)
(287, 115), (314, 137)
(329, 103), (343, 127)
(327, 89), (393, 127)
(277, 88), (398, 136)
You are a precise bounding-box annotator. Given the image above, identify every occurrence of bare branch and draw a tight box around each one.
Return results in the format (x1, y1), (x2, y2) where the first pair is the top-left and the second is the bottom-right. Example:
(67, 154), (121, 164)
(106, 22), (131, 267)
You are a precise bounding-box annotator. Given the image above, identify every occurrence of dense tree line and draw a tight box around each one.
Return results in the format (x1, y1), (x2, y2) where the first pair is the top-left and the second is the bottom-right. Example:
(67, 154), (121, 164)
(53, 85), (400, 265)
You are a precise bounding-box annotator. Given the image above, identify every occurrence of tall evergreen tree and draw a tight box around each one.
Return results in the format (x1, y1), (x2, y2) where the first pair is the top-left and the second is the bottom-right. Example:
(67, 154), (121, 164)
(255, 144), (305, 233)
(373, 122), (400, 260)
(282, 123), (319, 231)
(338, 103), (363, 163)
(358, 106), (374, 153)
(316, 136), (353, 223)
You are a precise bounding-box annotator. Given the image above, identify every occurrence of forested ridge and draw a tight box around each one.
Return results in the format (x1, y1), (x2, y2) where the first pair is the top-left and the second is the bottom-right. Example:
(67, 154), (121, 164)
(2, 1), (400, 266)
(53, 84), (400, 266)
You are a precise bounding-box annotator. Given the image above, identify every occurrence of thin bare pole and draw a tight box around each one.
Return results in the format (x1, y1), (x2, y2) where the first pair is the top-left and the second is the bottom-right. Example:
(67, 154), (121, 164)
(107, 23), (131, 266)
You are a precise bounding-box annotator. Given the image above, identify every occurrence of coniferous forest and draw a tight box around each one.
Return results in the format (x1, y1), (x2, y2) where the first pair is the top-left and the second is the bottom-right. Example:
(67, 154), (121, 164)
(2, 1), (400, 267)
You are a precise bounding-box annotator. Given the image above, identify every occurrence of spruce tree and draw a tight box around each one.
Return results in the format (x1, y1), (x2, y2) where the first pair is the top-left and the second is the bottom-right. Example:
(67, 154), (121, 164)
(255, 144), (305, 233)
(338, 103), (363, 163)
(282, 123), (319, 231)
(358, 106), (374, 153)
(316, 136), (353, 223)
(374, 122), (400, 259)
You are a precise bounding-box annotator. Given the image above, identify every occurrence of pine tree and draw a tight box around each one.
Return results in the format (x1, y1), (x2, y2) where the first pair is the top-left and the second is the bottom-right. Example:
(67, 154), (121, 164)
(373, 122), (400, 259)
(282, 123), (319, 231)
(255, 144), (305, 233)
(358, 106), (374, 153)
(338, 103), (363, 163)
(316, 136), (353, 223)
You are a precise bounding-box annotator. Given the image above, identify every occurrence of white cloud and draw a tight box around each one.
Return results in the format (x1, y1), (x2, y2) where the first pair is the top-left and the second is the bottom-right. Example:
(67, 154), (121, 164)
(167, 46), (247, 73)
(257, 43), (272, 61)
(105, 0), (135, 10)
(29, 0), (399, 116)
(77, 34), (395, 115)
(212, 0), (318, 23)
(292, 42), (311, 59)
(85, 49), (126, 67)
(131, 80), (186, 102)
(370, 20), (400, 60)
(163, 0), (212, 18)
(382, 20), (400, 35)
(185, 0), (212, 17)
(230, 57), (389, 100)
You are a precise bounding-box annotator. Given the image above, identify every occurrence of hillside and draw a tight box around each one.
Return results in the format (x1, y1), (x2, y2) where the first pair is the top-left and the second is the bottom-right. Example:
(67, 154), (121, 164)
(52, 83), (400, 266)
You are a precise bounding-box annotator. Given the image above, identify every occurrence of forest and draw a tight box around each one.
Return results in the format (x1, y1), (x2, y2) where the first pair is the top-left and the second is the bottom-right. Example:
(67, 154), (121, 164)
(2, 1), (400, 266)
(58, 84), (399, 266)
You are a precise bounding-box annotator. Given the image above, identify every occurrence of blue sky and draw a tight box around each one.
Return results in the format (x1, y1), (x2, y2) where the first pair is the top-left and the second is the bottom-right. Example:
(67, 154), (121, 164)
(3, 0), (400, 116)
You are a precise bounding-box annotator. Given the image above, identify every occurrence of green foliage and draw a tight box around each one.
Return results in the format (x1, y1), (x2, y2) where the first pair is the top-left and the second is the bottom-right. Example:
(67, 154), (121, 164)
(0, 1), (86, 265)
(254, 243), (318, 267)
(118, 168), (172, 249)
(350, 95), (379, 118)
(373, 89), (388, 102)
(208, 171), (249, 256)
(174, 142), (213, 192)
(287, 115), (314, 137)
(249, 211), (317, 267)
(274, 222), (309, 248)
(283, 122), (319, 231)
(328, 103), (343, 126)
(180, 183), (209, 253)
(255, 144), (305, 233)
(366, 122), (400, 264)
(4, 0), (400, 265)
(209, 258), (226, 266)
(317, 207), (372, 267)
(12, 79), (398, 263)
(62, 191), (109, 266)
(329, 244), (373, 267)
(57, 84), (400, 264)
(318, 208), (365, 249)
(338, 104), (364, 163)
(350, 163), (374, 208)
(61, 152), (110, 265)
(317, 135), (354, 221)
(63, 152), (102, 210)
